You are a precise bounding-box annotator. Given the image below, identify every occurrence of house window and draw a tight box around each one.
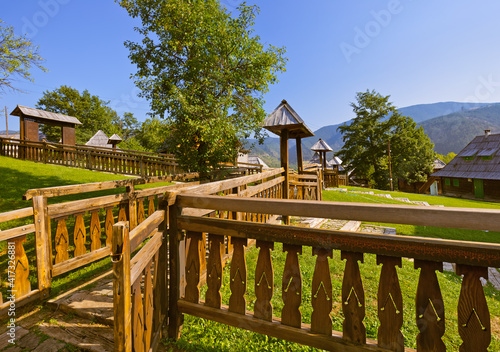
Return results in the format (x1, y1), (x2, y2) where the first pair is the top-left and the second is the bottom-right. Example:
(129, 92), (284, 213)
(445, 178), (450, 186)
(481, 156), (492, 160)
(463, 156), (474, 161)
(453, 179), (459, 187)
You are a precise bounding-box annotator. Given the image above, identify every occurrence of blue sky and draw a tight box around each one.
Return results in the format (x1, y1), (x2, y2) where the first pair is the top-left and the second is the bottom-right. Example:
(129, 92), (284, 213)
(2, 0), (500, 133)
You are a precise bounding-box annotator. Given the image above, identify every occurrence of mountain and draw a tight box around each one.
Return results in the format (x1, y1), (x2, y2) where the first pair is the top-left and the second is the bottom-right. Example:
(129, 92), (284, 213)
(398, 102), (492, 123)
(247, 101), (500, 165)
(421, 104), (500, 154)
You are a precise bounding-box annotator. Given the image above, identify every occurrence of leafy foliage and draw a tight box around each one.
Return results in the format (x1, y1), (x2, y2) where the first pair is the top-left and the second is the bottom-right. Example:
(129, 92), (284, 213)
(436, 152), (456, 164)
(36, 85), (142, 148)
(0, 19), (47, 93)
(337, 90), (434, 189)
(119, 0), (287, 175)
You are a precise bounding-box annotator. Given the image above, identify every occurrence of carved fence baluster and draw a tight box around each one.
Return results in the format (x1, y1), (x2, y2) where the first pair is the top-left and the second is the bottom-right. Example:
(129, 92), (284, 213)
(118, 204), (127, 222)
(311, 247), (333, 335)
(143, 260), (154, 352)
(90, 211), (101, 252)
(185, 231), (202, 303)
(205, 234), (224, 309)
(341, 251), (365, 344)
(282, 244), (302, 328)
(414, 260), (445, 352)
(229, 237), (248, 315)
(254, 240), (274, 321)
(147, 196), (155, 216)
(377, 255), (404, 352)
(105, 207), (114, 247)
(132, 279), (144, 352)
(456, 264), (490, 352)
(13, 236), (31, 297)
(54, 218), (69, 264)
(73, 213), (87, 257)
(152, 251), (161, 333)
(137, 198), (146, 225)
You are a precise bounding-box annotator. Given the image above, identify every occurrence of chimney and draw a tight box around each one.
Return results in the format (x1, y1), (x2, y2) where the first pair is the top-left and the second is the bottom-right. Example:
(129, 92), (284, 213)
(485, 129), (491, 138)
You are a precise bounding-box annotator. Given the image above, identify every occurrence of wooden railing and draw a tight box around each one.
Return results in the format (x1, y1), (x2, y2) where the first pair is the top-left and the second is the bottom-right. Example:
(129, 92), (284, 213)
(0, 172), (198, 317)
(290, 172), (322, 200)
(0, 137), (181, 177)
(169, 194), (500, 351)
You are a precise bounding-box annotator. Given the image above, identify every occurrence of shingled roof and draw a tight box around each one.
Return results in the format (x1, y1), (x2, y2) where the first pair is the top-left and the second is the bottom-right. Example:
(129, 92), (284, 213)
(263, 100), (314, 138)
(432, 132), (500, 180)
(11, 105), (82, 125)
(85, 130), (117, 149)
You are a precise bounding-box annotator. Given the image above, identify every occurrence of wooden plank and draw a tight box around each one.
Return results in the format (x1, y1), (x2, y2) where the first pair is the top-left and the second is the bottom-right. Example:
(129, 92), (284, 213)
(377, 255), (403, 351)
(143, 260), (154, 352)
(73, 213), (87, 257)
(90, 211), (102, 252)
(184, 168), (284, 195)
(341, 251), (366, 345)
(456, 265), (491, 351)
(254, 240), (274, 321)
(177, 194), (500, 232)
(54, 218), (69, 264)
(184, 231), (202, 304)
(177, 216), (500, 268)
(205, 234), (224, 309)
(112, 221), (132, 352)
(130, 231), (163, 285)
(238, 176), (285, 198)
(0, 207), (33, 223)
(311, 247), (333, 335)
(132, 279), (145, 352)
(177, 301), (402, 352)
(129, 210), (165, 252)
(52, 246), (110, 277)
(282, 244), (302, 328)
(32, 196), (51, 296)
(229, 237), (247, 315)
(0, 223), (36, 241)
(12, 236), (31, 298)
(0, 289), (41, 318)
(135, 181), (201, 199)
(105, 207), (114, 247)
(414, 260), (445, 352)
(24, 172), (199, 200)
(289, 181), (319, 187)
(48, 193), (127, 218)
(168, 201), (183, 340)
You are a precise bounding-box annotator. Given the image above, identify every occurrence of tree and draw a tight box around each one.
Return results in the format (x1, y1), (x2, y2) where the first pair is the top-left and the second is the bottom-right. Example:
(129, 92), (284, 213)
(0, 19), (47, 93)
(436, 152), (456, 164)
(119, 0), (287, 175)
(337, 90), (434, 189)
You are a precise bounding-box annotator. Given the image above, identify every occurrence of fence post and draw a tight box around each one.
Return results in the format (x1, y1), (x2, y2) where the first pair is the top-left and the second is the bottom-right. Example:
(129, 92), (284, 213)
(167, 192), (185, 339)
(112, 221), (132, 352)
(32, 195), (52, 298)
(127, 186), (137, 230)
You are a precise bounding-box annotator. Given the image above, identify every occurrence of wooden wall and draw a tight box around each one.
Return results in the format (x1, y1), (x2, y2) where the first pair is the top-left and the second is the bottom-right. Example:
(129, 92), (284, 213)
(441, 177), (500, 202)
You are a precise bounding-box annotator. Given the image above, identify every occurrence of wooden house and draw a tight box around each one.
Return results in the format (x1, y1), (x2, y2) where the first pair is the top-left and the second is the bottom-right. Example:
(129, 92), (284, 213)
(432, 130), (500, 201)
(86, 130), (120, 149)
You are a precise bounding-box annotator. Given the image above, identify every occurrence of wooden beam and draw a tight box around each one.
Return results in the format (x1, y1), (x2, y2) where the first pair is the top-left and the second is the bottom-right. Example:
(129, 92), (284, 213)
(24, 172), (199, 200)
(129, 209), (165, 252)
(296, 137), (303, 173)
(0, 224), (36, 242)
(177, 301), (395, 352)
(184, 168), (284, 195)
(177, 215), (500, 268)
(32, 196), (52, 297)
(52, 246), (111, 277)
(0, 207), (33, 223)
(130, 231), (163, 285)
(280, 130), (289, 225)
(176, 194), (500, 232)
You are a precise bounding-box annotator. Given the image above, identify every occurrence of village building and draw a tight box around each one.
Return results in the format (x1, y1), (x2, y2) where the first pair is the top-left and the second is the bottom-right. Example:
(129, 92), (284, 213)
(85, 130), (121, 149)
(432, 130), (500, 201)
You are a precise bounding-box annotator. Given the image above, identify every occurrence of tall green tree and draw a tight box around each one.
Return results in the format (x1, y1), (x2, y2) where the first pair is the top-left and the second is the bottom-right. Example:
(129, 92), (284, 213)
(337, 90), (434, 189)
(119, 0), (287, 175)
(0, 19), (47, 93)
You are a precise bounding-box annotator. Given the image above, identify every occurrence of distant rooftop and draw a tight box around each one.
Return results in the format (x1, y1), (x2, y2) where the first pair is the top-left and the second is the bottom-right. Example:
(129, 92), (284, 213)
(11, 105), (82, 126)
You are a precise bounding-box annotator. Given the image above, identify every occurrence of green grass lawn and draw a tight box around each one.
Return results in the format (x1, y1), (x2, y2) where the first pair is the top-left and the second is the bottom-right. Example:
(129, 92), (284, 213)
(322, 186), (500, 244)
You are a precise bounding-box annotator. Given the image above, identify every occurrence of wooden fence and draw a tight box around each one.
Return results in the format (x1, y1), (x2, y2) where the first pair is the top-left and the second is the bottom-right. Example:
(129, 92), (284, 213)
(168, 194), (500, 352)
(0, 172), (198, 317)
(0, 137), (182, 177)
